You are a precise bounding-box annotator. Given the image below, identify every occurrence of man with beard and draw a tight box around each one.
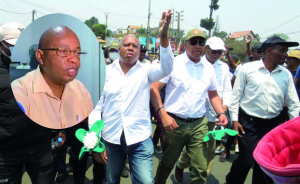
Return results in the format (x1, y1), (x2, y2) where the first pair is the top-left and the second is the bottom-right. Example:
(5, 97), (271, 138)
(0, 22), (54, 184)
(89, 10), (174, 183)
(226, 36), (300, 184)
(11, 26), (93, 129)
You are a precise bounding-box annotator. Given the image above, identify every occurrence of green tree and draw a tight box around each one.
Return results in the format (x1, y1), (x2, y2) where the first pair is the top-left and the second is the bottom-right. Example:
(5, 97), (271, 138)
(255, 33), (260, 41)
(200, 0), (220, 37)
(225, 39), (247, 62)
(267, 33), (290, 41)
(92, 24), (106, 38)
(137, 27), (147, 36)
(84, 16), (99, 29)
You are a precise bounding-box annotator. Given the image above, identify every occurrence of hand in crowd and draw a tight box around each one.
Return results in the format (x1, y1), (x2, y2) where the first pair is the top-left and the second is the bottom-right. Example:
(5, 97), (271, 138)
(224, 46), (229, 56)
(159, 9), (172, 36)
(232, 121), (245, 138)
(54, 132), (66, 148)
(161, 114), (179, 131)
(93, 149), (107, 164)
(215, 114), (228, 126)
(247, 35), (252, 44)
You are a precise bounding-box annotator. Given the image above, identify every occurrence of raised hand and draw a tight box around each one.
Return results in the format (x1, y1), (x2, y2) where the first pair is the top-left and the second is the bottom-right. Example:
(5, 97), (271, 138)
(247, 35), (252, 44)
(159, 9), (172, 36)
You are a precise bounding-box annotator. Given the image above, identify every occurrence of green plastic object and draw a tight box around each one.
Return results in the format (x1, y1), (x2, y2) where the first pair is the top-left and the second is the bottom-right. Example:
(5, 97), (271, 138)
(75, 120), (105, 160)
(203, 128), (238, 142)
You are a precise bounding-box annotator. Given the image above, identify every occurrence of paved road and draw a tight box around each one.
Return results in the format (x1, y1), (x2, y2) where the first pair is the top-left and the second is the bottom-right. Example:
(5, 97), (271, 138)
(22, 124), (253, 184)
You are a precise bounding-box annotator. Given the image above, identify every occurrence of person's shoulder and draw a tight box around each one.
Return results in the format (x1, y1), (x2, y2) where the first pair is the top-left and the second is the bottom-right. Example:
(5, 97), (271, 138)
(279, 65), (293, 78)
(11, 69), (35, 88)
(69, 79), (90, 94)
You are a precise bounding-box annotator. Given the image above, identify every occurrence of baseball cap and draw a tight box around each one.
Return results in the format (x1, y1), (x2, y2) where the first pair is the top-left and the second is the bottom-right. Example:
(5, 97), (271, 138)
(140, 44), (149, 51)
(0, 22), (25, 45)
(205, 37), (226, 51)
(288, 50), (300, 60)
(261, 36), (299, 52)
(251, 42), (262, 51)
(185, 29), (205, 41)
(230, 54), (239, 62)
(109, 40), (120, 50)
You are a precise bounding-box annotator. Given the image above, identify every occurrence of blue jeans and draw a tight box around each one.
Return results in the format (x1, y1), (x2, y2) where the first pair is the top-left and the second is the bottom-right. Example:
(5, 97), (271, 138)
(103, 132), (153, 184)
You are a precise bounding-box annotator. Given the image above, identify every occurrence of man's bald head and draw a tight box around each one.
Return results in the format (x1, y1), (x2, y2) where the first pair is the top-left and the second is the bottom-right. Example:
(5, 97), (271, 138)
(38, 26), (79, 49)
(36, 25), (81, 87)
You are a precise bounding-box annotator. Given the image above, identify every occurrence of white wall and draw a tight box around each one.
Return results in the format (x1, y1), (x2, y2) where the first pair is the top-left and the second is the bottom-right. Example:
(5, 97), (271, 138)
(11, 13), (105, 106)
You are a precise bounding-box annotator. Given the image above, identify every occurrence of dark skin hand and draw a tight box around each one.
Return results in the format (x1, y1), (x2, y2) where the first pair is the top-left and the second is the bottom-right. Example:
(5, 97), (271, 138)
(53, 132), (66, 148)
(93, 149), (107, 164)
(232, 121), (245, 138)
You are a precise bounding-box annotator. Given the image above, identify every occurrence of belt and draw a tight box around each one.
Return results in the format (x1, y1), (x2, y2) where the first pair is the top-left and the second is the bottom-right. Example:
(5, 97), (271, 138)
(167, 112), (201, 122)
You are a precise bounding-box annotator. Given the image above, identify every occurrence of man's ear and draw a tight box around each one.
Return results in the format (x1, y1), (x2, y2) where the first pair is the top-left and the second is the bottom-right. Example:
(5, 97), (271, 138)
(265, 47), (272, 56)
(36, 49), (44, 65)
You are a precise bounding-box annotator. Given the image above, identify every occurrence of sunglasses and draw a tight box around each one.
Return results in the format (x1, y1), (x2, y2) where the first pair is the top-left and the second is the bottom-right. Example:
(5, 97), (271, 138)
(207, 46), (223, 55)
(186, 40), (205, 46)
(252, 49), (264, 54)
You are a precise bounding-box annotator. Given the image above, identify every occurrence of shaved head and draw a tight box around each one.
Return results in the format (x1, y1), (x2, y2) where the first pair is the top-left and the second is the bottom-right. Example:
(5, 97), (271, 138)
(38, 26), (79, 49)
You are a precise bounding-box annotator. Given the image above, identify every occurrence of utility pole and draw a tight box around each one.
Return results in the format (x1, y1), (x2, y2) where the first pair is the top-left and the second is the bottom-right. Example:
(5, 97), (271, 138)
(146, 0), (151, 51)
(175, 10), (184, 50)
(104, 13), (109, 41)
(32, 10), (36, 22)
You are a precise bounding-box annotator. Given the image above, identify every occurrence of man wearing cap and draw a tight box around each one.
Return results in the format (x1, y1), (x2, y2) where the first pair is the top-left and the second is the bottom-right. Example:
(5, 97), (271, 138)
(152, 30), (228, 184)
(11, 25), (93, 129)
(286, 50), (300, 77)
(107, 40), (120, 64)
(231, 42), (264, 86)
(174, 37), (232, 182)
(0, 22), (55, 183)
(89, 10), (173, 183)
(139, 44), (151, 64)
(226, 36), (300, 184)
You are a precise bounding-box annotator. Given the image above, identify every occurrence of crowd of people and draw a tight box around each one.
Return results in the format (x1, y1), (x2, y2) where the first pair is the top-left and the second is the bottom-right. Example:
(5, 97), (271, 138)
(1, 9), (300, 184)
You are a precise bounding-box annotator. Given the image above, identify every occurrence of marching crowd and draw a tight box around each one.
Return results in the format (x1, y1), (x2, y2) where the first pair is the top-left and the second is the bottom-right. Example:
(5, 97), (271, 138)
(1, 9), (300, 184)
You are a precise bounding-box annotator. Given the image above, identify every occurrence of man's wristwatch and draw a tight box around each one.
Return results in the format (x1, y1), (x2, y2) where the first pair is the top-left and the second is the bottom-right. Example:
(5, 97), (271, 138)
(216, 113), (226, 118)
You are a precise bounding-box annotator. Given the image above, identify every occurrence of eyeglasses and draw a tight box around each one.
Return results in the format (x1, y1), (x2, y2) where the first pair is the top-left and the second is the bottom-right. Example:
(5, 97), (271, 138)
(186, 40), (205, 46)
(39, 47), (87, 58)
(252, 49), (264, 54)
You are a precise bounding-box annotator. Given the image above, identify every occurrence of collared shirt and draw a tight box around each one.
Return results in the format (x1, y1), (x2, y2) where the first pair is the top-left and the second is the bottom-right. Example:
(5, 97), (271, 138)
(139, 58), (151, 64)
(160, 52), (218, 119)
(202, 56), (232, 122)
(88, 45), (173, 146)
(11, 66), (94, 129)
(230, 59), (300, 121)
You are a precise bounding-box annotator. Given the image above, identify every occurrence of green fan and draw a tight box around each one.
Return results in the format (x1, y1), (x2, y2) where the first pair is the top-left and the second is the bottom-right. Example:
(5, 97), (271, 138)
(203, 128), (238, 142)
(75, 120), (105, 160)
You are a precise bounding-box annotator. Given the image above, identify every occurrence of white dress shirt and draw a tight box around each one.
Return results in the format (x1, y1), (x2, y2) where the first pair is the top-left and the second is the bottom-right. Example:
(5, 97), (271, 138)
(202, 56), (232, 122)
(160, 52), (218, 119)
(89, 45), (173, 145)
(230, 59), (300, 121)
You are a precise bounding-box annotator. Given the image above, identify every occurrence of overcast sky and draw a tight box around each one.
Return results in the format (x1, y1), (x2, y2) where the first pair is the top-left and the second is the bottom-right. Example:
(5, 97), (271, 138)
(1, 0), (300, 49)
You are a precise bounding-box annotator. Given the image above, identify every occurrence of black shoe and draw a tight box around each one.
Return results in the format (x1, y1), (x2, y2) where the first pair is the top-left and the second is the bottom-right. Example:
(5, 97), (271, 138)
(121, 167), (129, 178)
(56, 172), (67, 183)
(174, 166), (183, 184)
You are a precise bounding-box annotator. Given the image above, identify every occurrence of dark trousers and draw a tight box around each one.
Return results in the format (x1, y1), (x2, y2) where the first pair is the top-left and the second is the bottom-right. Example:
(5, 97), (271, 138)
(67, 122), (105, 184)
(0, 148), (54, 184)
(226, 108), (284, 184)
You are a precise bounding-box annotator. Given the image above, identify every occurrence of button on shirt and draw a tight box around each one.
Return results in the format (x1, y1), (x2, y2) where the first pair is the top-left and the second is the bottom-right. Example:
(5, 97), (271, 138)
(160, 52), (218, 119)
(202, 56), (232, 122)
(11, 66), (94, 129)
(230, 59), (300, 121)
(88, 45), (173, 146)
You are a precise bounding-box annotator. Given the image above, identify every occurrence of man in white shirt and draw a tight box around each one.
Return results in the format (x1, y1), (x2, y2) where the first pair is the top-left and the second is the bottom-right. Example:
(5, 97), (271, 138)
(89, 10), (173, 184)
(151, 30), (228, 184)
(174, 37), (232, 181)
(226, 36), (300, 184)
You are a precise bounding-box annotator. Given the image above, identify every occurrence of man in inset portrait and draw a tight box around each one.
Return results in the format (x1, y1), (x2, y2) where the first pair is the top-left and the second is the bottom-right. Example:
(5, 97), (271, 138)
(11, 25), (93, 129)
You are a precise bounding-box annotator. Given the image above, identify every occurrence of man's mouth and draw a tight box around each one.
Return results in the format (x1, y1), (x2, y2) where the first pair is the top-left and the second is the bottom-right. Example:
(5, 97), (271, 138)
(127, 53), (133, 57)
(67, 68), (77, 77)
